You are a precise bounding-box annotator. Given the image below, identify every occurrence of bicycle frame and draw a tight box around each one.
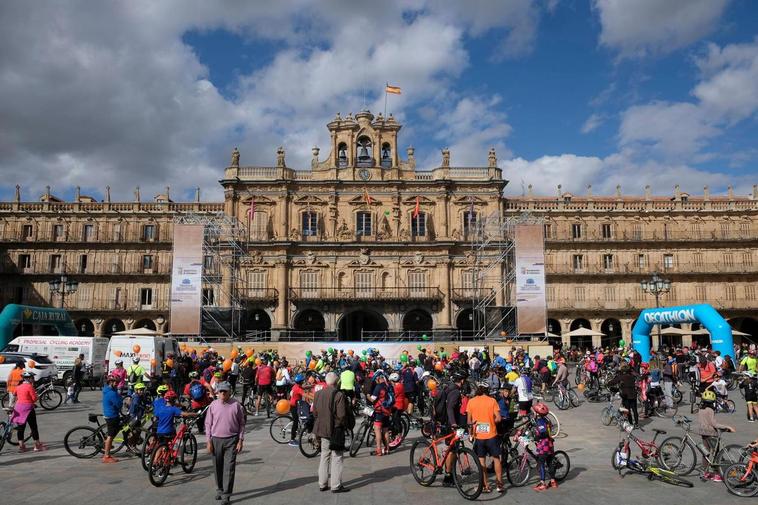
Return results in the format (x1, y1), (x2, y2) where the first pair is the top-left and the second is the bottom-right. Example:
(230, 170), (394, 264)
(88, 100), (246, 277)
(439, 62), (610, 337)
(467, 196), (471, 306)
(621, 428), (665, 459)
(419, 428), (467, 473)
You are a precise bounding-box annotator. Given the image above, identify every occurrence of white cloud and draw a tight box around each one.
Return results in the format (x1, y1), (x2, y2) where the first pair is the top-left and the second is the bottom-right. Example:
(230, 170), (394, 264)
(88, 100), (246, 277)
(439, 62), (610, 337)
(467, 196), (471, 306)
(593, 0), (730, 57)
(580, 113), (604, 134)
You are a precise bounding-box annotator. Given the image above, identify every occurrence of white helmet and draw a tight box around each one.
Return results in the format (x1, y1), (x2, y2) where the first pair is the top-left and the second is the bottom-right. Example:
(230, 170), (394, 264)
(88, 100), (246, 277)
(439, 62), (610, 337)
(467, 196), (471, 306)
(132, 357), (140, 363)
(421, 371), (431, 378)
(389, 372), (400, 382)
(115, 359), (123, 365)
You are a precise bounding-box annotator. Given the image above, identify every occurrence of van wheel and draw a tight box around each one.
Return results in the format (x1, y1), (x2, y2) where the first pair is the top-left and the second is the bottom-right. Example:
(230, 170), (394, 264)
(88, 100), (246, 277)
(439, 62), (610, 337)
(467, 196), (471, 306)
(63, 371), (73, 387)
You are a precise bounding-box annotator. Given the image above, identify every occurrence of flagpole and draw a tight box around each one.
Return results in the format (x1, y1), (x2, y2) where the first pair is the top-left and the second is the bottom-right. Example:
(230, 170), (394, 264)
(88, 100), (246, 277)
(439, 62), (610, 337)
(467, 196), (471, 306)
(384, 82), (388, 118)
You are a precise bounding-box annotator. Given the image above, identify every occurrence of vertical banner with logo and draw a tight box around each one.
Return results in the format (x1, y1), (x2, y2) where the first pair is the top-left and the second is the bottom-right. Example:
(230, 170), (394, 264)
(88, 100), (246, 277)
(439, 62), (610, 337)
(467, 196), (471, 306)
(170, 224), (204, 335)
(515, 224), (547, 335)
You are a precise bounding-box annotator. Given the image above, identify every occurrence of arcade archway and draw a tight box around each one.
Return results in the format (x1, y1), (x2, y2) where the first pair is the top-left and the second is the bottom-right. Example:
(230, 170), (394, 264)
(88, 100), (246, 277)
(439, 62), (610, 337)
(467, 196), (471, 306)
(338, 310), (388, 341)
(600, 318), (622, 349)
(570, 318), (592, 350)
(103, 318), (125, 337)
(403, 309), (433, 335)
(75, 318), (95, 337)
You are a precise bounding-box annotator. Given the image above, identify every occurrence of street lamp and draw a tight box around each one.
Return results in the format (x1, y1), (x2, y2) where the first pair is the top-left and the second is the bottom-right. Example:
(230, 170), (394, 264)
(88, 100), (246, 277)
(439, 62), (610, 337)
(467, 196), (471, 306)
(640, 272), (671, 350)
(49, 275), (79, 309)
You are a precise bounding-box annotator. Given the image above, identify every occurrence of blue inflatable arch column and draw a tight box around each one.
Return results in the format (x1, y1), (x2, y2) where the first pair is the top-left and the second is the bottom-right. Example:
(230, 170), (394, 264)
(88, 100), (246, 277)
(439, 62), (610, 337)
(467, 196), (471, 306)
(631, 304), (733, 362)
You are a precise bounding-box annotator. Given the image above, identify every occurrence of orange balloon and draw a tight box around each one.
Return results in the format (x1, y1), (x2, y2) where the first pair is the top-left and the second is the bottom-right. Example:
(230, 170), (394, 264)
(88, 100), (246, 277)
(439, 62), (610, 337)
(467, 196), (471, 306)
(276, 399), (290, 415)
(180, 343), (187, 351)
(348, 350), (354, 356)
(0, 356), (5, 364)
(427, 379), (437, 391)
(308, 360), (316, 370)
(230, 350), (239, 359)
(223, 359), (232, 372)
(434, 362), (443, 372)
(165, 358), (174, 368)
(577, 383), (586, 392)
(27, 360), (36, 369)
(133, 344), (141, 353)
(254, 358), (262, 366)
(245, 348), (254, 358)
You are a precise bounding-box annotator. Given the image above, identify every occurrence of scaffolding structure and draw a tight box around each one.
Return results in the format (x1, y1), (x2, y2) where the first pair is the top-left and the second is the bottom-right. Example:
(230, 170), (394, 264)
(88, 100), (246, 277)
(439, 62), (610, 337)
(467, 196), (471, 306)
(173, 212), (249, 340)
(469, 211), (544, 340)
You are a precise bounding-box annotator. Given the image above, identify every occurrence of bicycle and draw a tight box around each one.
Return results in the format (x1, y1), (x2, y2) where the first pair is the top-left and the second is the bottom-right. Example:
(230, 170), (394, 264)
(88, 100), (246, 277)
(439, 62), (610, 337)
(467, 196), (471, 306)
(615, 453), (693, 487)
(506, 427), (570, 486)
(723, 447), (758, 497)
(1, 379), (62, 411)
(64, 413), (129, 458)
(0, 408), (33, 453)
(610, 419), (668, 470)
(147, 416), (200, 486)
(644, 389), (678, 418)
(600, 394), (622, 426)
(269, 414), (294, 444)
(349, 405), (401, 457)
(657, 415), (744, 477)
(553, 383), (581, 410)
(410, 424), (484, 500)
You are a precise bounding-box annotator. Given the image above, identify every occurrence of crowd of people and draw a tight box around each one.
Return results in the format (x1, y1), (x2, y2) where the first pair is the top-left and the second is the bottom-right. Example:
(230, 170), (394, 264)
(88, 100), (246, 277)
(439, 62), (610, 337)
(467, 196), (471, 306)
(4, 339), (758, 501)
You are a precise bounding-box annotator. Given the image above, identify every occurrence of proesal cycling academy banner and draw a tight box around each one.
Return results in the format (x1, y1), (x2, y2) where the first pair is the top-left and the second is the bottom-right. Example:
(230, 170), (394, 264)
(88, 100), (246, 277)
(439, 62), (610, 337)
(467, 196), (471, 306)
(170, 224), (204, 335)
(514, 224), (547, 335)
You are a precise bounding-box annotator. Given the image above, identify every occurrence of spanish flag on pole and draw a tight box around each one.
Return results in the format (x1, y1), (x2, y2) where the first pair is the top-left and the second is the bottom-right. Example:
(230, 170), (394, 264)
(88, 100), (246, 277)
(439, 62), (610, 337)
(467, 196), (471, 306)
(385, 84), (402, 95)
(364, 187), (373, 205)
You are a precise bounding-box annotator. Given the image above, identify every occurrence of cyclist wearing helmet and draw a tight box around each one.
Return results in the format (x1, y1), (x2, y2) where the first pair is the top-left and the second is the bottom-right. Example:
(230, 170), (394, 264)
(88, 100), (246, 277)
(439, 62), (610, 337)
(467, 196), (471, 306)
(532, 402), (557, 491)
(102, 374), (123, 463)
(288, 373), (307, 446)
(184, 371), (212, 434)
(697, 389), (735, 481)
(126, 357), (145, 392)
(389, 372), (407, 445)
(467, 381), (504, 493)
(9, 370), (47, 453)
(154, 390), (197, 442)
(126, 382), (148, 446)
(154, 384), (170, 411)
(368, 371), (392, 456)
(111, 359), (127, 392)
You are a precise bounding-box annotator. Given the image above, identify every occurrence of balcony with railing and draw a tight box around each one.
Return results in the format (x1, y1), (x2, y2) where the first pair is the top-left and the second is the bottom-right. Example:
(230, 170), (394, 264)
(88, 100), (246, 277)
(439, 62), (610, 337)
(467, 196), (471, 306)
(70, 298), (170, 312)
(238, 287), (279, 302)
(289, 286), (443, 302)
(545, 229), (755, 243)
(224, 165), (503, 182)
(545, 262), (756, 276)
(450, 288), (496, 302)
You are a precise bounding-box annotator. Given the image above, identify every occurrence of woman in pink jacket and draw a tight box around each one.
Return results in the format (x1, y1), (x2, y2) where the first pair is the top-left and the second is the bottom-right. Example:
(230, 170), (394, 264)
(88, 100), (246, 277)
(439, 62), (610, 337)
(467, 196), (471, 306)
(9, 371), (46, 452)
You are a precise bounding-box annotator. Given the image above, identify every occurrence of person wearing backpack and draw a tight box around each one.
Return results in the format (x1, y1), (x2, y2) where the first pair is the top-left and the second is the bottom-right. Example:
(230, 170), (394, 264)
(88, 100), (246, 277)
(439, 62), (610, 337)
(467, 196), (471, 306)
(126, 357), (145, 393)
(184, 371), (212, 434)
(439, 372), (466, 487)
(512, 368), (534, 417)
(531, 402), (558, 491)
(369, 371), (393, 456)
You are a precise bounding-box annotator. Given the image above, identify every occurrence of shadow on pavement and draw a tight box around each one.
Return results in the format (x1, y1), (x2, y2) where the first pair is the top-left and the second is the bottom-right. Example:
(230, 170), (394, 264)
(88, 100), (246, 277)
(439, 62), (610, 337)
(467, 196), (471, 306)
(231, 475), (319, 502)
(343, 464), (409, 490)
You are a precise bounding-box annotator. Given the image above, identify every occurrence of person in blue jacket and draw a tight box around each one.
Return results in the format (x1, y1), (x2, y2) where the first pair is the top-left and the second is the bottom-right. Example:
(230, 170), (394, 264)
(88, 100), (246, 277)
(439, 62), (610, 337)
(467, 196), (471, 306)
(102, 374), (123, 463)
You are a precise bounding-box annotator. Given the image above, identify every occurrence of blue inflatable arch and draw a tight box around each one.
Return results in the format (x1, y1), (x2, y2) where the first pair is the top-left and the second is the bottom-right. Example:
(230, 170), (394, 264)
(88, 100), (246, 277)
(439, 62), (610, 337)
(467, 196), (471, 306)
(632, 304), (733, 362)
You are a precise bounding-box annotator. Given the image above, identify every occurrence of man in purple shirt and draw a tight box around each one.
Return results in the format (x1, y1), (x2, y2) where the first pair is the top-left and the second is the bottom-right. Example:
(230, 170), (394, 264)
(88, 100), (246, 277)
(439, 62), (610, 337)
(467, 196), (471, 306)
(205, 382), (245, 504)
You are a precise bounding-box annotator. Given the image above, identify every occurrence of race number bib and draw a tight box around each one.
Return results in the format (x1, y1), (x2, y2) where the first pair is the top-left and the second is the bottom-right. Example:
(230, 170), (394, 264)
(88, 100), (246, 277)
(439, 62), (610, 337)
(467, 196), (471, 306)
(475, 423), (491, 434)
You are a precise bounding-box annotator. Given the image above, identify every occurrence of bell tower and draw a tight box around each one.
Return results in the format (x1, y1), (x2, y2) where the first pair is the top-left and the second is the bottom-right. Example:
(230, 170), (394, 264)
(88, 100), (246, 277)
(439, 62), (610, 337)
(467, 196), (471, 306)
(326, 110), (401, 177)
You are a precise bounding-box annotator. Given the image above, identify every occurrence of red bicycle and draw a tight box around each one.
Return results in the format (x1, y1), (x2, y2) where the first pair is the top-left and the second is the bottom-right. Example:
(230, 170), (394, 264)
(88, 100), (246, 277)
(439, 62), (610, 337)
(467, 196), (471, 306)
(723, 447), (758, 497)
(147, 415), (201, 486)
(611, 421), (668, 470)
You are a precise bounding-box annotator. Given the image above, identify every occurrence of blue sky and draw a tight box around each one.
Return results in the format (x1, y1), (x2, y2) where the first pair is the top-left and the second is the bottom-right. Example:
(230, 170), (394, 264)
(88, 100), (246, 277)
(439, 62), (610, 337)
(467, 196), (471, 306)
(0, 0), (756, 201)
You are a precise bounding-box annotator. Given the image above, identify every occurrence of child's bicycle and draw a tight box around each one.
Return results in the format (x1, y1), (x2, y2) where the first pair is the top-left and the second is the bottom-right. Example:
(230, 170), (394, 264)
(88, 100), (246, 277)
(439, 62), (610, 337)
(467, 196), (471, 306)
(616, 451), (694, 487)
(723, 446), (758, 497)
(409, 424), (484, 501)
(146, 416), (200, 486)
(506, 426), (570, 486)
(0, 408), (33, 453)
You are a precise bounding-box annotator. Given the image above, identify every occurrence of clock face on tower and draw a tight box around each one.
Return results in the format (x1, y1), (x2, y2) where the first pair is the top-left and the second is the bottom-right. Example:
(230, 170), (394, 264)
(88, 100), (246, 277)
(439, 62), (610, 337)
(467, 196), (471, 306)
(358, 168), (371, 181)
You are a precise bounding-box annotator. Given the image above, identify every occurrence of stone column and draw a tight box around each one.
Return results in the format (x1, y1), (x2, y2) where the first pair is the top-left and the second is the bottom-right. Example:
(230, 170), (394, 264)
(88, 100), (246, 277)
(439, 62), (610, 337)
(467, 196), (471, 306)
(560, 319), (571, 349)
(273, 259), (288, 338)
(591, 319), (603, 349)
(438, 259), (452, 328)
(220, 263), (233, 306)
(682, 323), (693, 348)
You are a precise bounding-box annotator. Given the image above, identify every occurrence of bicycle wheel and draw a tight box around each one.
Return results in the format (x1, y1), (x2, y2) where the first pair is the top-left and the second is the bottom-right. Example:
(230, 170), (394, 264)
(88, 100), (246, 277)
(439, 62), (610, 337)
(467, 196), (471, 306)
(554, 391), (569, 411)
(552, 450), (571, 482)
(180, 434), (197, 473)
(0, 423), (7, 453)
(600, 406), (613, 426)
(543, 388), (555, 403)
(269, 415), (293, 444)
(96, 423), (127, 454)
(654, 401), (678, 418)
(0, 392), (8, 409)
(420, 420), (434, 439)
(399, 413), (411, 438)
(574, 367), (581, 385)
(611, 443), (630, 471)
(717, 444), (749, 475)
(658, 436), (696, 476)
(453, 446), (483, 500)
(723, 400), (736, 414)
(64, 426), (103, 458)
(141, 434), (158, 471)
(546, 411), (560, 438)
(243, 393), (256, 416)
(298, 429), (320, 458)
(39, 389), (63, 410)
(672, 388), (683, 405)
(507, 453), (533, 486)
(649, 467), (694, 487)
(265, 395), (272, 418)
(148, 443), (171, 487)
(723, 463), (758, 497)
(568, 389), (581, 408)
(349, 423), (368, 457)
(409, 438), (437, 486)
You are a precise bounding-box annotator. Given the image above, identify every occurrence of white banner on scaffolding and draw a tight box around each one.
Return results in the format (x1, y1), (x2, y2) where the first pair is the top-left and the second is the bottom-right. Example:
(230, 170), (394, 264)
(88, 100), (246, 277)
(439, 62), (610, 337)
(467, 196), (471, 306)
(170, 224), (204, 335)
(514, 224), (547, 335)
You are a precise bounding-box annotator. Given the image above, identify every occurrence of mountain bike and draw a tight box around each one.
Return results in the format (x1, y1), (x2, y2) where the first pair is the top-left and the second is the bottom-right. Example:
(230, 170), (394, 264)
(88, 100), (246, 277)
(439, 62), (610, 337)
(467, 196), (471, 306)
(723, 447), (758, 497)
(147, 416), (200, 486)
(658, 415), (744, 476)
(1, 380), (62, 411)
(349, 406), (402, 457)
(64, 413), (128, 458)
(0, 409), (33, 453)
(554, 383), (581, 410)
(615, 453), (693, 487)
(506, 427), (570, 486)
(610, 420), (667, 470)
(410, 425), (484, 500)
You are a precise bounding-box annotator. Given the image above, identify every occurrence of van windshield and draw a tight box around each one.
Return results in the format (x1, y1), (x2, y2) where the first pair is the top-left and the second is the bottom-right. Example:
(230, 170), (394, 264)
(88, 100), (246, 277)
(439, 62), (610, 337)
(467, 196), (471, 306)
(3, 345), (19, 352)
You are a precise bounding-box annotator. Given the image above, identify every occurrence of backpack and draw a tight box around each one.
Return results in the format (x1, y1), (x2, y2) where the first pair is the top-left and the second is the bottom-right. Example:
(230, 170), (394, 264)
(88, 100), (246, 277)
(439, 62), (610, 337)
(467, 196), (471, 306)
(128, 366), (138, 384)
(381, 387), (395, 410)
(650, 369), (661, 382)
(459, 395), (469, 416)
(432, 386), (449, 422)
(533, 417), (551, 440)
(588, 360), (598, 373)
(189, 382), (205, 401)
(276, 368), (284, 382)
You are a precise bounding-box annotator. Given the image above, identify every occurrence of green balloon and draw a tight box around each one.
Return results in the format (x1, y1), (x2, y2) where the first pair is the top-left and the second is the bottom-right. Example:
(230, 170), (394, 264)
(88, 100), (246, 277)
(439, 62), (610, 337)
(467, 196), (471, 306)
(421, 334), (429, 340)
(400, 354), (408, 362)
(441, 352), (448, 359)
(328, 347), (334, 353)
(362, 349), (368, 355)
(305, 350), (312, 357)
(618, 339), (625, 347)
(417, 345), (422, 351)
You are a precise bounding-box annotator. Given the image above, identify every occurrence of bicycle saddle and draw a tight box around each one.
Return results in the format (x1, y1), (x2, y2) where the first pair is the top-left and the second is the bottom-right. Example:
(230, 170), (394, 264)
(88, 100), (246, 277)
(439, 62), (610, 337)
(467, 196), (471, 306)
(652, 429), (666, 434)
(88, 413), (102, 423)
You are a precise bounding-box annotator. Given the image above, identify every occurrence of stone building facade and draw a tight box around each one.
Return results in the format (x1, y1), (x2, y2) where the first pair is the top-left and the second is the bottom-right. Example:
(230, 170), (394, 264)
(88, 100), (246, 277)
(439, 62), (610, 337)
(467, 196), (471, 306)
(0, 112), (756, 347)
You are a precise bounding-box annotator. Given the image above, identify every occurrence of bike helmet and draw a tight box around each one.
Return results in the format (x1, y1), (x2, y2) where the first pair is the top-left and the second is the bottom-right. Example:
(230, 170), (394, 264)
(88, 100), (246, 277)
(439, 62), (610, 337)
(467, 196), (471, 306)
(389, 372), (400, 382)
(114, 359), (123, 366)
(421, 371), (431, 379)
(477, 381), (490, 389)
(188, 371), (199, 379)
(294, 373), (305, 384)
(214, 371), (223, 378)
(106, 374), (119, 383)
(701, 390), (717, 402)
(394, 363), (402, 371)
(156, 384), (169, 395)
(134, 382), (146, 390)
(132, 357), (140, 364)
(532, 402), (550, 416)
(451, 372), (466, 382)
(21, 371), (34, 379)
(164, 391), (178, 402)
(640, 362), (650, 370)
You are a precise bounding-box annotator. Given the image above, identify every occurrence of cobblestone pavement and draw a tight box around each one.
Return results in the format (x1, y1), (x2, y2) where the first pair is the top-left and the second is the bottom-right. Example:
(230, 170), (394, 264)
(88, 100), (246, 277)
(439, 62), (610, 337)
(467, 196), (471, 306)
(3, 387), (756, 504)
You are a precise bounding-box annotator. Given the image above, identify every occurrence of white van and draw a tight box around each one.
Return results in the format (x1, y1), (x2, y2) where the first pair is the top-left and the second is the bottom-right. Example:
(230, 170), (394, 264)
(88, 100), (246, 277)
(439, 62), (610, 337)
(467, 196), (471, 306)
(3, 336), (107, 383)
(105, 330), (180, 381)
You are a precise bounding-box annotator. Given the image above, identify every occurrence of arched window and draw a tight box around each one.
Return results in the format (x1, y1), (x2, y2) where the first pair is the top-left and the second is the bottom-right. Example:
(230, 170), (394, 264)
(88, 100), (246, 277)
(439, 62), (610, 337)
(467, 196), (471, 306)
(381, 142), (392, 168)
(337, 142), (348, 167)
(356, 136), (372, 166)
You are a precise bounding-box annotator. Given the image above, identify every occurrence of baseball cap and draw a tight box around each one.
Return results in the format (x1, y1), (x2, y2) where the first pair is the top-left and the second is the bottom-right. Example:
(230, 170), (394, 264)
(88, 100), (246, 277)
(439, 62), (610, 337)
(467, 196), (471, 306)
(216, 382), (231, 392)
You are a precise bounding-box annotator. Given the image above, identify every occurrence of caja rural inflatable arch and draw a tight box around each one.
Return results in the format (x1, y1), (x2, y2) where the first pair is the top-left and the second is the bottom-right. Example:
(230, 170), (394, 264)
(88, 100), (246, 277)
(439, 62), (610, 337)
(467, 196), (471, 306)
(631, 304), (733, 363)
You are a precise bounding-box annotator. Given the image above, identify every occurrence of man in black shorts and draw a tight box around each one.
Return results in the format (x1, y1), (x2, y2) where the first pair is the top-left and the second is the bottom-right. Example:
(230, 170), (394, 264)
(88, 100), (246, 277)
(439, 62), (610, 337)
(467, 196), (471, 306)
(467, 382), (504, 493)
(102, 374), (123, 463)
